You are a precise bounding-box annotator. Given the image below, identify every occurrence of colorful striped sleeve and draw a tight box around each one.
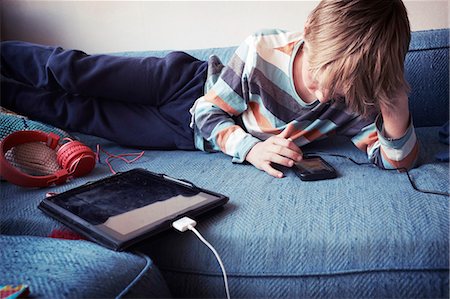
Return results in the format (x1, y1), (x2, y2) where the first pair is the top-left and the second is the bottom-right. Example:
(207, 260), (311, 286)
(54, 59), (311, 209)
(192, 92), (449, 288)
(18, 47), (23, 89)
(351, 114), (419, 170)
(193, 34), (261, 163)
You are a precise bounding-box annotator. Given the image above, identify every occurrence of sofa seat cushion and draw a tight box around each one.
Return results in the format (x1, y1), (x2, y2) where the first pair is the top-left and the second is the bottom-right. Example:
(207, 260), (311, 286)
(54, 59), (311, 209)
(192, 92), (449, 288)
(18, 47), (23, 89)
(1, 126), (448, 298)
(136, 126), (449, 298)
(0, 235), (171, 298)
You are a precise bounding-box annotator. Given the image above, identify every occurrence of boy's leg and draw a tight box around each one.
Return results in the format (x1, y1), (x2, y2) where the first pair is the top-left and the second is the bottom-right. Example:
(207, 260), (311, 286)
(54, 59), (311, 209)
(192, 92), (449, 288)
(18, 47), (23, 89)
(1, 41), (206, 106)
(1, 78), (196, 149)
(1, 41), (208, 149)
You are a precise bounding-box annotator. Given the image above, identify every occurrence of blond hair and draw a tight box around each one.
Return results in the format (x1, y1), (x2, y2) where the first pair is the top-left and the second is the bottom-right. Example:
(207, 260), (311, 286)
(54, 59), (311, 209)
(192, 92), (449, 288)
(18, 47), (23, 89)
(304, 0), (411, 116)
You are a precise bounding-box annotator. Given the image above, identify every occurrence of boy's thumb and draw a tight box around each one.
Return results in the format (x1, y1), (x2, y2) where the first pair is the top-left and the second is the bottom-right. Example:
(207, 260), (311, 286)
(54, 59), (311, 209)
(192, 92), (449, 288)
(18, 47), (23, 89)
(278, 123), (296, 139)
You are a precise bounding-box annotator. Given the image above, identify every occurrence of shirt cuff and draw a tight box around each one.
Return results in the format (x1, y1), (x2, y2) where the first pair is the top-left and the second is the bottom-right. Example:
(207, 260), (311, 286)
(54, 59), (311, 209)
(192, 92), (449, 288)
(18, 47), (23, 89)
(375, 114), (415, 149)
(231, 135), (261, 163)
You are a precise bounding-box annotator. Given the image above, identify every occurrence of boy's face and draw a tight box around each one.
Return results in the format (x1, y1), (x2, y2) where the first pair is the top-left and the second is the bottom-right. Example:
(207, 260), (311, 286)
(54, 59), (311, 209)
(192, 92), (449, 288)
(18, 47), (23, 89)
(301, 42), (343, 103)
(301, 43), (322, 101)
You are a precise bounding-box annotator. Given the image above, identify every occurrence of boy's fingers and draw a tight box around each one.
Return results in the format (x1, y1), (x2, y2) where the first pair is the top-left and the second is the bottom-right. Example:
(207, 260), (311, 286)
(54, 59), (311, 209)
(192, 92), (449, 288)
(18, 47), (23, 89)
(271, 136), (302, 159)
(268, 153), (295, 168)
(271, 144), (302, 162)
(261, 163), (284, 178)
(278, 123), (297, 139)
(277, 124), (303, 154)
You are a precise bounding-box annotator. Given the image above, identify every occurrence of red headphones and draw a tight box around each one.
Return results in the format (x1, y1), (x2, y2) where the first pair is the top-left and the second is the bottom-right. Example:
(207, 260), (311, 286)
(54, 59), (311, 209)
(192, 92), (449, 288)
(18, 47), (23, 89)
(0, 130), (96, 187)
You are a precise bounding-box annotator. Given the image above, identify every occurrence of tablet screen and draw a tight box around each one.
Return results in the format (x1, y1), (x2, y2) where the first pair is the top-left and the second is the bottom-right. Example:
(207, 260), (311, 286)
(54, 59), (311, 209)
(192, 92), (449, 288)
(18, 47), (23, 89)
(46, 169), (223, 242)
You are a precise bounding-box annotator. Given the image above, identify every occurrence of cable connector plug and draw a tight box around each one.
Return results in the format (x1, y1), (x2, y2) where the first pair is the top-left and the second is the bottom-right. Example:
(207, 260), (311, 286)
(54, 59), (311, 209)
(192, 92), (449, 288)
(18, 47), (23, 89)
(171, 216), (231, 299)
(172, 216), (197, 232)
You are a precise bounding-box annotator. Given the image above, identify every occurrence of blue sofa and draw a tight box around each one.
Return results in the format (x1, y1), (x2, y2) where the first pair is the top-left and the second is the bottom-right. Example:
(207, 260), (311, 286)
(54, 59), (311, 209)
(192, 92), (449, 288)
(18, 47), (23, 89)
(1, 29), (449, 298)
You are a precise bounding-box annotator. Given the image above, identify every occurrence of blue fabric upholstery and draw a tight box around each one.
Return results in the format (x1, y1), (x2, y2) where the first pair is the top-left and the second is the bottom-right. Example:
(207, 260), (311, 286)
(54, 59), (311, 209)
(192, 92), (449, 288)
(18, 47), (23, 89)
(406, 29), (449, 127)
(1, 235), (171, 298)
(136, 127), (448, 298)
(1, 29), (449, 298)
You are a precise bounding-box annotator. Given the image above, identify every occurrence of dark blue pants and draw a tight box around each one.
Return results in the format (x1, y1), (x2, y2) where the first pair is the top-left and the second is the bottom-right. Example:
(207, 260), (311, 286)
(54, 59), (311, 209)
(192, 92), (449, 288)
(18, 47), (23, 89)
(1, 41), (208, 149)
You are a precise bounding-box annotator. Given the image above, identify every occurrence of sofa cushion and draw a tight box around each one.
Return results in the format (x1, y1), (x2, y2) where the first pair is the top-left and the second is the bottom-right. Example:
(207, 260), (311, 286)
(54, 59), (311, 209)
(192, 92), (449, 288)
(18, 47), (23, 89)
(135, 126), (448, 298)
(0, 235), (171, 298)
(1, 127), (449, 298)
(406, 29), (449, 127)
(2, 126), (448, 298)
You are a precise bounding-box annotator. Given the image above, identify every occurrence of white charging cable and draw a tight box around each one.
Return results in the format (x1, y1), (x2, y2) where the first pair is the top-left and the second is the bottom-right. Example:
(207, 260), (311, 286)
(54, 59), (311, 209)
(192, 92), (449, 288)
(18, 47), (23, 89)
(172, 217), (230, 299)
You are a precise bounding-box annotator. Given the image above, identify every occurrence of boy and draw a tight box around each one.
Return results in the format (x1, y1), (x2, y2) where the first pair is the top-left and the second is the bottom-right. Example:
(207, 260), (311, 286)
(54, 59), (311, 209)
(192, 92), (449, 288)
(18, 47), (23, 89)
(1, 0), (417, 178)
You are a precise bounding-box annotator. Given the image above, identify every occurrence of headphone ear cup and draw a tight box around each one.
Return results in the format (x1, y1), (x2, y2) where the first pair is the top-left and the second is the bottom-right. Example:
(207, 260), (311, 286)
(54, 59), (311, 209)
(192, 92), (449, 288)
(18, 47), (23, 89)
(57, 141), (96, 177)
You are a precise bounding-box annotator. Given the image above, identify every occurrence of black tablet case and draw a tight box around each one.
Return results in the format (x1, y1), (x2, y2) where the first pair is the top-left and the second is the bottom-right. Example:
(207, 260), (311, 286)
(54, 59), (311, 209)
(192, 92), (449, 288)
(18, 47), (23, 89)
(39, 168), (228, 251)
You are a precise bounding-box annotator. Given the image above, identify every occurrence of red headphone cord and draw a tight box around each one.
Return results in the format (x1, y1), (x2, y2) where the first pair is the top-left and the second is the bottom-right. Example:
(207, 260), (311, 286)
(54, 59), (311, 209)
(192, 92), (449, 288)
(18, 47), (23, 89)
(95, 145), (145, 174)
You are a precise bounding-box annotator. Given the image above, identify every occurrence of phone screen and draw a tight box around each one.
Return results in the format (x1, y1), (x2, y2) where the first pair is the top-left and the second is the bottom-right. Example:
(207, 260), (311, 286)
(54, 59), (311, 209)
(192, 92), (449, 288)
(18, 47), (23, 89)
(294, 156), (337, 181)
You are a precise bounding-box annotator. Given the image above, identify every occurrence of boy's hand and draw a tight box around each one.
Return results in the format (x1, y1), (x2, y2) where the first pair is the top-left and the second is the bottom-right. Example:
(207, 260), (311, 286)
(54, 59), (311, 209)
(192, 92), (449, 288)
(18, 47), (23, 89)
(245, 124), (303, 178)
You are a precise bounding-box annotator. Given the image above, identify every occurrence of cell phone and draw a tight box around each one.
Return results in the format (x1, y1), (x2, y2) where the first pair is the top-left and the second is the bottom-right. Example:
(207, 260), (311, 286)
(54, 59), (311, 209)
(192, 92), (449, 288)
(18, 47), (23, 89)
(39, 168), (229, 251)
(293, 155), (337, 181)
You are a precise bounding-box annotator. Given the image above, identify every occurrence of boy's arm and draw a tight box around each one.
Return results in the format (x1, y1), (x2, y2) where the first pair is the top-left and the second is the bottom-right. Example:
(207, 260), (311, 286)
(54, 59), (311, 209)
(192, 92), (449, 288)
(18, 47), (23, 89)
(193, 35), (261, 163)
(193, 33), (302, 177)
(352, 90), (419, 170)
(195, 88), (301, 178)
(379, 90), (410, 139)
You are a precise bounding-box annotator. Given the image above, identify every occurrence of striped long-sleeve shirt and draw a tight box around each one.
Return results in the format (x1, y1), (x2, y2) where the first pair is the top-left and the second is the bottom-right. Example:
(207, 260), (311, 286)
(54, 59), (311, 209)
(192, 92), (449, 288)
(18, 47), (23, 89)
(191, 29), (419, 170)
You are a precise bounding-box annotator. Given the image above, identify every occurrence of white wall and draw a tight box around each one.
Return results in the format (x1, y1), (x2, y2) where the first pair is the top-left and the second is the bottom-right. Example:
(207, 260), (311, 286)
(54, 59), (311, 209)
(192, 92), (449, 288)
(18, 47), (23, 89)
(1, 1), (449, 53)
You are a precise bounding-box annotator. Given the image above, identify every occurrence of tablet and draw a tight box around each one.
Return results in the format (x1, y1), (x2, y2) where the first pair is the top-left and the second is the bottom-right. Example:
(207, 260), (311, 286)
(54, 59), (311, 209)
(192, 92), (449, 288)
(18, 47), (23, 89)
(38, 168), (229, 251)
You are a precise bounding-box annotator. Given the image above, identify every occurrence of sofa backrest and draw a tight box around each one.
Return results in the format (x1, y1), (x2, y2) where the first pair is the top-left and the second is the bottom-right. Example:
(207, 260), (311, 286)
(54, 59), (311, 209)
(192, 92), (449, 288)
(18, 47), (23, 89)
(120, 29), (449, 128)
(406, 28), (449, 127)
